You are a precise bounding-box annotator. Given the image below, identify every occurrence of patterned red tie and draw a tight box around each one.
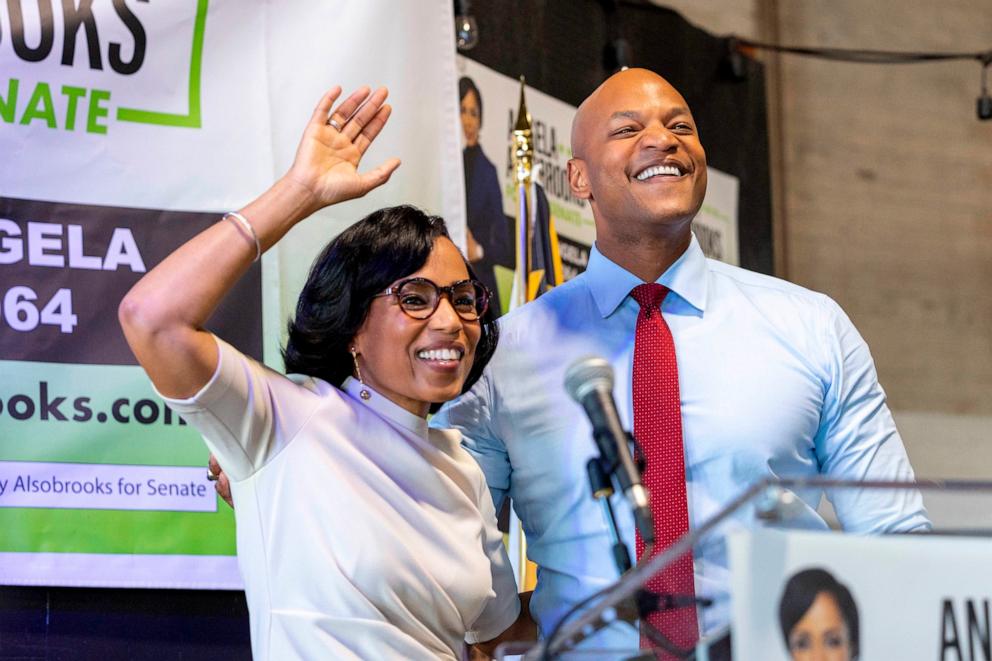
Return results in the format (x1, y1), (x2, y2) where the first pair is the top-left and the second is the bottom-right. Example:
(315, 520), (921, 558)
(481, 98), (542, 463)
(630, 283), (699, 653)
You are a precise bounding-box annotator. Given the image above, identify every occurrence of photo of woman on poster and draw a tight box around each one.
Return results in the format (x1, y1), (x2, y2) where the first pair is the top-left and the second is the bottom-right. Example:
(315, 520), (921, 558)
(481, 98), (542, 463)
(460, 76), (512, 316)
(778, 567), (860, 661)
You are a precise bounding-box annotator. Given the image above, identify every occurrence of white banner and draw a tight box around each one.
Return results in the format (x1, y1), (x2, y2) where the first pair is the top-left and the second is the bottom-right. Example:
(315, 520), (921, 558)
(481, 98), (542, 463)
(0, 461), (216, 512)
(0, 0), (462, 589)
(729, 528), (992, 660)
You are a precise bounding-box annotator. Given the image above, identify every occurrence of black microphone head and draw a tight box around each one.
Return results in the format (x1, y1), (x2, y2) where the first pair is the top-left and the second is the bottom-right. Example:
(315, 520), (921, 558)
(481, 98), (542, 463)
(564, 356), (614, 403)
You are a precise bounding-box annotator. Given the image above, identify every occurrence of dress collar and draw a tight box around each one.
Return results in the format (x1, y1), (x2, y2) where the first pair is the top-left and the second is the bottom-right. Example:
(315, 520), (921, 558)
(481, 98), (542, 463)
(584, 232), (709, 318)
(342, 377), (429, 437)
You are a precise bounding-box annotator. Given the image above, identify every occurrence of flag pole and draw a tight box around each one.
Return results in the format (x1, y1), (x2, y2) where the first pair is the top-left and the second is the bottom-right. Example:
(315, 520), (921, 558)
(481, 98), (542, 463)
(507, 77), (538, 591)
(510, 76), (534, 310)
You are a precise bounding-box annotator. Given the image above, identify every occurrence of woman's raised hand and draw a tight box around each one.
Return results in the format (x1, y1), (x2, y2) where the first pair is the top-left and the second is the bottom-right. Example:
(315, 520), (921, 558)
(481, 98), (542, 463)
(119, 85), (402, 401)
(285, 86), (402, 212)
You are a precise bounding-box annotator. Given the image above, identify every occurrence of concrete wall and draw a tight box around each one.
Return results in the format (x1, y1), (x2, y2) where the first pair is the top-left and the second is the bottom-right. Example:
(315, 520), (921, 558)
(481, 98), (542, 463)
(655, 1), (992, 480)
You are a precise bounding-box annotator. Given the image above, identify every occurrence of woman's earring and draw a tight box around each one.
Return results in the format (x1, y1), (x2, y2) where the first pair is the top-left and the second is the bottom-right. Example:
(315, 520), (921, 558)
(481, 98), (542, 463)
(350, 347), (371, 400)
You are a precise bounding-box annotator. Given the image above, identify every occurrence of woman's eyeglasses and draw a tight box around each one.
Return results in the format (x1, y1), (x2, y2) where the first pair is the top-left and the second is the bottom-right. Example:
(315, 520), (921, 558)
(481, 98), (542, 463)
(374, 277), (490, 321)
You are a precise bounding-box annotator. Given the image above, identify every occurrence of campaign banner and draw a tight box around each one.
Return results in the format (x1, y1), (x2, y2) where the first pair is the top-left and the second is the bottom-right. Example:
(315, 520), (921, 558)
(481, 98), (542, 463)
(0, 0), (462, 588)
(456, 55), (740, 287)
(729, 528), (992, 660)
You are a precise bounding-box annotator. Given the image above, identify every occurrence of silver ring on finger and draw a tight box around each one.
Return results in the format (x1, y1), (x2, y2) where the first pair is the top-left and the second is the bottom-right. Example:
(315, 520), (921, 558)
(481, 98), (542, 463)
(207, 471), (220, 482)
(327, 117), (343, 131)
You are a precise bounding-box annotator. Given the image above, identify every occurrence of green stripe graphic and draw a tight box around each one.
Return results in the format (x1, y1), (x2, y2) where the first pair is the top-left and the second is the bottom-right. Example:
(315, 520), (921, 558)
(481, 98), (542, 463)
(116, 0), (208, 129)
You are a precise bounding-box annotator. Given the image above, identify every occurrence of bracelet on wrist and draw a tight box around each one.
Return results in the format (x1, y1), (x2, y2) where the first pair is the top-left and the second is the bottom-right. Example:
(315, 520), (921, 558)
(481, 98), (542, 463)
(223, 211), (262, 262)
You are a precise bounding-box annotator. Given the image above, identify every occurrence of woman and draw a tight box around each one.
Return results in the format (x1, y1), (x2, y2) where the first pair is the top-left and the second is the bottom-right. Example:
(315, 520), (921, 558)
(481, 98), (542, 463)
(119, 86), (531, 659)
(778, 567), (860, 661)
(460, 76), (511, 316)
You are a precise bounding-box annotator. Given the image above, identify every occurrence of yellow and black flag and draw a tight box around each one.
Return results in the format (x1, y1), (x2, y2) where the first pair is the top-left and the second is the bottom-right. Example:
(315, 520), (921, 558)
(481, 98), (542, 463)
(509, 78), (564, 310)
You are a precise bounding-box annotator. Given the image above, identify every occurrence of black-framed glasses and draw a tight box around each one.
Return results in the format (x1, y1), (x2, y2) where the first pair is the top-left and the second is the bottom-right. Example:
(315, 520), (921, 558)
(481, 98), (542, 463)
(374, 277), (490, 321)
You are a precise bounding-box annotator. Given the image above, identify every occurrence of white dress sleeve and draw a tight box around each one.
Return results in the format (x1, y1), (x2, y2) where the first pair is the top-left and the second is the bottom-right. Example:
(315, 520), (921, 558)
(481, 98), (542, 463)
(158, 335), (321, 482)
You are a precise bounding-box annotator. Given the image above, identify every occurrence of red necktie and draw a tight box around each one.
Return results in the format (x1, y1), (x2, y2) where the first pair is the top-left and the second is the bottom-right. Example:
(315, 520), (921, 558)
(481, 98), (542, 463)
(630, 283), (699, 653)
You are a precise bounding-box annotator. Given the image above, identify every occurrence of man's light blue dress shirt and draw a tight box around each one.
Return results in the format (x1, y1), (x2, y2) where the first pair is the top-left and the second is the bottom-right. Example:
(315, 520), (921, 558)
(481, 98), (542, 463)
(433, 235), (927, 647)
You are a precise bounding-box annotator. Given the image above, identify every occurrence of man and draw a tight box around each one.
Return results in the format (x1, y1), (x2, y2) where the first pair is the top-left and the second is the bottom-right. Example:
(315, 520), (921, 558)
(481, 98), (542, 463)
(431, 67), (928, 650)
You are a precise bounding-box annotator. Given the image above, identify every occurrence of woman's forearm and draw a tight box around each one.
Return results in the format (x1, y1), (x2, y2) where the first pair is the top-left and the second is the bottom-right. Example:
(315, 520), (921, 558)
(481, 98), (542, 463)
(124, 177), (315, 332)
(118, 177), (316, 397)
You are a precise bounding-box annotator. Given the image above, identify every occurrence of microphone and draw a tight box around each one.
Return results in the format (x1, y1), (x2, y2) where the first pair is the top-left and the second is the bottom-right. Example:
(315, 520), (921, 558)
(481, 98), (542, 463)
(565, 356), (654, 545)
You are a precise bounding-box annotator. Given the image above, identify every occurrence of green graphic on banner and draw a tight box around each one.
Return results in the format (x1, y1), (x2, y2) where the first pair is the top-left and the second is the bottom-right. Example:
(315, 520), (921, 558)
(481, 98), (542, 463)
(116, 0), (209, 128)
(1, 508), (235, 556)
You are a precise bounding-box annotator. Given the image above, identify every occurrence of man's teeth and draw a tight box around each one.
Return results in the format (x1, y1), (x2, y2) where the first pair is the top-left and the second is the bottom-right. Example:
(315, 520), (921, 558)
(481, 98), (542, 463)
(636, 164), (683, 180)
(417, 348), (462, 361)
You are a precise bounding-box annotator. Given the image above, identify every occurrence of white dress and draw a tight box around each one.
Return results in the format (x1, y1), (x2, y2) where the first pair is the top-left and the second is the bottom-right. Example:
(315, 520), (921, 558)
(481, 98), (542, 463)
(162, 337), (519, 660)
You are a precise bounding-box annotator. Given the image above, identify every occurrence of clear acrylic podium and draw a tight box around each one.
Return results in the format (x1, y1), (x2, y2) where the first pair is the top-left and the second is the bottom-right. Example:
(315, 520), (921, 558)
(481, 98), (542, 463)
(494, 477), (992, 660)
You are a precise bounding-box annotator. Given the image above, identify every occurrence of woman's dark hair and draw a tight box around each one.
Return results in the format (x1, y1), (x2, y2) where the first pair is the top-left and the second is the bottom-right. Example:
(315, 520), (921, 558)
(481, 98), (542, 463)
(778, 567), (860, 658)
(282, 205), (498, 412)
(458, 76), (483, 126)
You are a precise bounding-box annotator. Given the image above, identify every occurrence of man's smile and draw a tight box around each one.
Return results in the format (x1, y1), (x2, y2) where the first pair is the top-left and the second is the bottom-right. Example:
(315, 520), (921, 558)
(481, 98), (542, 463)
(633, 158), (691, 182)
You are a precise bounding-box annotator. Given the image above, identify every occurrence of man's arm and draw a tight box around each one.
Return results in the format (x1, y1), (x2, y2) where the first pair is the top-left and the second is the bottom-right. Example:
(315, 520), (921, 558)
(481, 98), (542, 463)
(814, 296), (930, 532)
(472, 591), (537, 657)
(433, 368), (512, 511)
(208, 454), (234, 508)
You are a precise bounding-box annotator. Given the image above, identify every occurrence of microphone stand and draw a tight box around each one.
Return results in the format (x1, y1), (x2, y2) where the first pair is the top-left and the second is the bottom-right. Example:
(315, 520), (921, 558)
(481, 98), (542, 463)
(587, 435), (709, 656)
(586, 455), (633, 575)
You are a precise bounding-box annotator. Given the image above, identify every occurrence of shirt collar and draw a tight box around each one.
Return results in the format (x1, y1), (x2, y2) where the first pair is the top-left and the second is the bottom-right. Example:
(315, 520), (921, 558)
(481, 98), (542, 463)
(342, 376), (429, 437)
(584, 232), (709, 318)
